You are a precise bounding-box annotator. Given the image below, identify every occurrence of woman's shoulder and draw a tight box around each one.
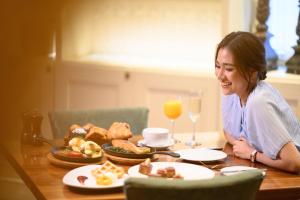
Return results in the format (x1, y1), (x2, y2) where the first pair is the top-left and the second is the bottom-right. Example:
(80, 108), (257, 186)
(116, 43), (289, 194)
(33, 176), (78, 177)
(247, 81), (284, 111)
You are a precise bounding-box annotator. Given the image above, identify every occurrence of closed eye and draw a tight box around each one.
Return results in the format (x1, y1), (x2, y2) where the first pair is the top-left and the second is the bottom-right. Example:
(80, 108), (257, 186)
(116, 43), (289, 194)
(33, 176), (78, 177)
(225, 68), (234, 72)
(215, 64), (221, 69)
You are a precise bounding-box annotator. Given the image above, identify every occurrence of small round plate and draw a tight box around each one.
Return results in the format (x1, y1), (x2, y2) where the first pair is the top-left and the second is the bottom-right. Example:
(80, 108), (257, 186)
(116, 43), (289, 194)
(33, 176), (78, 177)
(175, 148), (227, 162)
(137, 139), (174, 150)
(220, 166), (266, 176)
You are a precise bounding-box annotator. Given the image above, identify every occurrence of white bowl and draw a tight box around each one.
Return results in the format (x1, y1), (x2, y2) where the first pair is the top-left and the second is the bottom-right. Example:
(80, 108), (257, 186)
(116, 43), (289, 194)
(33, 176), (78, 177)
(142, 128), (170, 147)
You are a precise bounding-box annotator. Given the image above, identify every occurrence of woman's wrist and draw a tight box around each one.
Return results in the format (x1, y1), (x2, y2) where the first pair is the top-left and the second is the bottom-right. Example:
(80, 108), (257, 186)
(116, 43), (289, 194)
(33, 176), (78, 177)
(250, 149), (258, 162)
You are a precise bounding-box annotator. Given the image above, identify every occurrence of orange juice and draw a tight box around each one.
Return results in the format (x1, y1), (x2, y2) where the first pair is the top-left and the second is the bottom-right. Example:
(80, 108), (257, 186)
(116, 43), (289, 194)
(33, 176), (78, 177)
(163, 100), (182, 119)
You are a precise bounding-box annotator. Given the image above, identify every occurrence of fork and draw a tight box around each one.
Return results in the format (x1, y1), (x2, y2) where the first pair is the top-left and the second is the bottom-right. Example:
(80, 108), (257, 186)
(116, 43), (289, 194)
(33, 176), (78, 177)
(197, 160), (227, 170)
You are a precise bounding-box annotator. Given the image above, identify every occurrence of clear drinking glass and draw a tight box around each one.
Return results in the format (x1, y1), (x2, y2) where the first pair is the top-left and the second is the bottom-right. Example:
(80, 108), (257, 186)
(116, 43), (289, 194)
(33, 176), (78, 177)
(186, 90), (203, 147)
(163, 96), (182, 143)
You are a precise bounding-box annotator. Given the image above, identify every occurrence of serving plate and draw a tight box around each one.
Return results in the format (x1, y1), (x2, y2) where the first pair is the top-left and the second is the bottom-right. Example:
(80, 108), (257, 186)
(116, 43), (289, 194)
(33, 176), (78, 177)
(128, 162), (215, 180)
(51, 146), (102, 163)
(102, 143), (180, 159)
(63, 165), (128, 189)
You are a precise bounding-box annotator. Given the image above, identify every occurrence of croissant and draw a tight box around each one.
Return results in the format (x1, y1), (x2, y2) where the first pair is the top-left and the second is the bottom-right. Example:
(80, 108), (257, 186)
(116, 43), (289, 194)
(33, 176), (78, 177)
(107, 122), (133, 140)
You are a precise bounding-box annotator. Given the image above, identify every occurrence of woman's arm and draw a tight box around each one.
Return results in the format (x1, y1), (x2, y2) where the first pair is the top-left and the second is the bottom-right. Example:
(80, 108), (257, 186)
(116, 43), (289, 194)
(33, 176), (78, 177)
(233, 139), (300, 173)
(223, 130), (238, 146)
(256, 142), (300, 173)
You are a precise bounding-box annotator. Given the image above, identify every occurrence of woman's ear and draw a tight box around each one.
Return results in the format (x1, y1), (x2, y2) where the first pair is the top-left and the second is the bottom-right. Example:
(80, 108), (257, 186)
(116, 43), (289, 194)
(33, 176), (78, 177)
(250, 70), (258, 82)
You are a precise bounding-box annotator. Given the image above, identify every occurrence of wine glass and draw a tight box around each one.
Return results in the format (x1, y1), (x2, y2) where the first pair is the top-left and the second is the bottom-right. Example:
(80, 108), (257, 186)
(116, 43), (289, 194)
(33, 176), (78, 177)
(163, 96), (182, 143)
(186, 90), (203, 147)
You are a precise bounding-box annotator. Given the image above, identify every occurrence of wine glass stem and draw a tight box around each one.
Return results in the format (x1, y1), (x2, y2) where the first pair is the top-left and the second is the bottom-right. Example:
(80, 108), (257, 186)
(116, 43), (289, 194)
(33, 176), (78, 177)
(170, 119), (175, 139)
(192, 121), (196, 142)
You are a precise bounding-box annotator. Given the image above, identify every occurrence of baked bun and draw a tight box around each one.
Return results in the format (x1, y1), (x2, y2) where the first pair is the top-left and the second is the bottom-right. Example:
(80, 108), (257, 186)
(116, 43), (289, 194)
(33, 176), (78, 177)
(108, 122), (133, 140)
(83, 123), (95, 132)
(64, 124), (82, 146)
(85, 126), (109, 145)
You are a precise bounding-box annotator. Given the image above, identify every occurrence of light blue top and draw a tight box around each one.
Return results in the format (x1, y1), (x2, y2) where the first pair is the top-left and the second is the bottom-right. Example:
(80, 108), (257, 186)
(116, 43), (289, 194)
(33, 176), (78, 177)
(222, 81), (300, 159)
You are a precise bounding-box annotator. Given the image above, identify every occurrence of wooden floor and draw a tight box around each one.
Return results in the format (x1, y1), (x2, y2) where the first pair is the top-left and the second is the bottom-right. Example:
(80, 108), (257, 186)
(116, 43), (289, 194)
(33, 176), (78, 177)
(0, 152), (36, 200)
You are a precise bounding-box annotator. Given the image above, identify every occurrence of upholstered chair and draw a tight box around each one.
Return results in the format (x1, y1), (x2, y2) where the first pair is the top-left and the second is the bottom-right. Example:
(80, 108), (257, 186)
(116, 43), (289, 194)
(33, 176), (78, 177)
(124, 170), (264, 200)
(48, 107), (149, 138)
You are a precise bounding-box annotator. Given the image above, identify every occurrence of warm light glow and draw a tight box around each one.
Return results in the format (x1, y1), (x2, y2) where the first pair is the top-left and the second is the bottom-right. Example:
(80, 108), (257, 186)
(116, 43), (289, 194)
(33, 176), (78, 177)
(48, 31), (56, 60)
(62, 0), (223, 72)
(84, 54), (211, 72)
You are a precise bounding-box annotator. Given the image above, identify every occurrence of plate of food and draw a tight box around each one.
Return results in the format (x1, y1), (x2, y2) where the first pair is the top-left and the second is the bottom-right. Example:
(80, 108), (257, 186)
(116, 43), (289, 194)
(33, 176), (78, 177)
(128, 159), (215, 180)
(102, 140), (180, 159)
(51, 137), (103, 163)
(175, 148), (227, 162)
(51, 146), (102, 163)
(62, 161), (128, 189)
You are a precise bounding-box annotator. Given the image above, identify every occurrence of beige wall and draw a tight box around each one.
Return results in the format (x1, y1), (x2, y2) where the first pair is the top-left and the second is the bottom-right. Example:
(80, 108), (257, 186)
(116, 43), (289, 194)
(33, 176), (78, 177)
(1, 0), (258, 140)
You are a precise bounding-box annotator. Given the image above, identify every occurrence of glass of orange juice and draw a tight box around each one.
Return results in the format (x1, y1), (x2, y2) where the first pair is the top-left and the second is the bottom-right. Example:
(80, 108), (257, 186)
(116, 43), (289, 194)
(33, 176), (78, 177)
(163, 96), (182, 143)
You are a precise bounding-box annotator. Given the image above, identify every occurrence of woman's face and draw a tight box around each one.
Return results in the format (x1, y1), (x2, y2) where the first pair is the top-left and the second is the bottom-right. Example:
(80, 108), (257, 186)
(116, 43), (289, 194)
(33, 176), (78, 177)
(215, 48), (249, 103)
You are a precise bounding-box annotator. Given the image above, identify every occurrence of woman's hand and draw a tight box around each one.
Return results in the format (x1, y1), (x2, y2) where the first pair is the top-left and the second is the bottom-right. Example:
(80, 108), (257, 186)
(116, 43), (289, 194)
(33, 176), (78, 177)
(232, 137), (254, 160)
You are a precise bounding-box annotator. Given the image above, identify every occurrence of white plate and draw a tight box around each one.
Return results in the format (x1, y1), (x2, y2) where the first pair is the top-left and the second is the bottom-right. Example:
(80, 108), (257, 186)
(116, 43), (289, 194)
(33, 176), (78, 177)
(220, 166), (266, 176)
(128, 162), (214, 180)
(175, 148), (227, 162)
(137, 139), (174, 149)
(62, 164), (128, 189)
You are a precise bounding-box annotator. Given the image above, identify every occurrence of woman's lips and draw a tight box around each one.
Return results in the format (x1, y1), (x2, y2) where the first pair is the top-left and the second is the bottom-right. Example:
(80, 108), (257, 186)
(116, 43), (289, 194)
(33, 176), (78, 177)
(221, 82), (232, 88)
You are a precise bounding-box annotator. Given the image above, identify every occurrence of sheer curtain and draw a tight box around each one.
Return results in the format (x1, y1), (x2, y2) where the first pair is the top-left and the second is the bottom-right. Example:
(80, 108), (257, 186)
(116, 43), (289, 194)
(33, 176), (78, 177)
(267, 0), (298, 63)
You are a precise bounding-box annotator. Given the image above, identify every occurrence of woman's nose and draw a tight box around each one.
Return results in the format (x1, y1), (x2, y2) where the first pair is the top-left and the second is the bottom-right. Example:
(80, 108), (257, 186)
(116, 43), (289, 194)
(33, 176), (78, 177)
(216, 68), (224, 80)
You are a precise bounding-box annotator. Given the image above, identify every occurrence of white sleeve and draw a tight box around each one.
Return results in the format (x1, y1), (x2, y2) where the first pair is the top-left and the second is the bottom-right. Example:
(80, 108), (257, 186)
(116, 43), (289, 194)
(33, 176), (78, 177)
(246, 96), (292, 159)
(222, 94), (243, 139)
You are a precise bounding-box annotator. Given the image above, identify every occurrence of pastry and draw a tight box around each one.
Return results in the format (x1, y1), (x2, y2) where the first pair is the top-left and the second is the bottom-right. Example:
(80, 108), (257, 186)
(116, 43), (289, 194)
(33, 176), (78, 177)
(83, 123), (95, 132)
(165, 167), (176, 178)
(85, 126), (109, 145)
(112, 139), (150, 154)
(139, 158), (152, 175)
(108, 122), (133, 140)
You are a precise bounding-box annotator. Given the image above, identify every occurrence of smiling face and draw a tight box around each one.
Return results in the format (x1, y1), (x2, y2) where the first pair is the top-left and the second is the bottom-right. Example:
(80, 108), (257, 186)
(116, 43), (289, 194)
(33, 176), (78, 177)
(215, 48), (250, 104)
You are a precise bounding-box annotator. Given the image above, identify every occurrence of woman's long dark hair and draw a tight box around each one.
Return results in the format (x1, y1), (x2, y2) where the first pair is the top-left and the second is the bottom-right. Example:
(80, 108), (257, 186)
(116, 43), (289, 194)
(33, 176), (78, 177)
(215, 31), (267, 91)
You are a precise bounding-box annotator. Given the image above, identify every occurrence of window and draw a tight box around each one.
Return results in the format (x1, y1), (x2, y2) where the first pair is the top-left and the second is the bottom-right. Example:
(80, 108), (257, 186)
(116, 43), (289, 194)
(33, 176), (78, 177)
(267, 0), (298, 63)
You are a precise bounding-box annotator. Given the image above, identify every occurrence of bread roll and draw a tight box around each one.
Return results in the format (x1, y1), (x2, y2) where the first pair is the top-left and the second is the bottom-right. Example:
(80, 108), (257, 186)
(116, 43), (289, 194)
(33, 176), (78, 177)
(83, 123), (95, 132)
(108, 122), (133, 140)
(85, 126), (109, 145)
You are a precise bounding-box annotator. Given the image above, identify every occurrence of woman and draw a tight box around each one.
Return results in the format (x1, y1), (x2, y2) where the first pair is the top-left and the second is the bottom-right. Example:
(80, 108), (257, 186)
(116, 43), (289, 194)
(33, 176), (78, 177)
(215, 31), (300, 173)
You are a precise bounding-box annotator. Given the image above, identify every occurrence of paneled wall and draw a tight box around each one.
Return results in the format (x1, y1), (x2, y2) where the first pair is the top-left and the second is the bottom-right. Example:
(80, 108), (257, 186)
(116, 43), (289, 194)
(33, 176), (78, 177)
(55, 62), (220, 138)
(54, 62), (300, 140)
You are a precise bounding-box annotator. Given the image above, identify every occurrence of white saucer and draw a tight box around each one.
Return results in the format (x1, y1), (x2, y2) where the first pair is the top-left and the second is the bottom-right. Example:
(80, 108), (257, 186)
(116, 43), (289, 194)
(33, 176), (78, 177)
(137, 139), (174, 149)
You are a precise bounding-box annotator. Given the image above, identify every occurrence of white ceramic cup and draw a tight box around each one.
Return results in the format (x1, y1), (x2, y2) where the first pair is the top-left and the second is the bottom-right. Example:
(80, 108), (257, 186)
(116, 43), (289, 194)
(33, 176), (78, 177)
(142, 128), (170, 147)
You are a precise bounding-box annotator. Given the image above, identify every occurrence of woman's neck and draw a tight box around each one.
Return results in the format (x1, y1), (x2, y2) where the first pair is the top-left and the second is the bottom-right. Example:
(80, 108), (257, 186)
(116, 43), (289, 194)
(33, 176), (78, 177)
(239, 80), (259, 106)
(239, 92), (250, 106)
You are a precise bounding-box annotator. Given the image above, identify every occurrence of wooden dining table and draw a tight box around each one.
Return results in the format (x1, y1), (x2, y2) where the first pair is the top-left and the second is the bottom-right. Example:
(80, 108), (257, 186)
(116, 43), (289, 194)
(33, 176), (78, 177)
(2, 132), (300, 200)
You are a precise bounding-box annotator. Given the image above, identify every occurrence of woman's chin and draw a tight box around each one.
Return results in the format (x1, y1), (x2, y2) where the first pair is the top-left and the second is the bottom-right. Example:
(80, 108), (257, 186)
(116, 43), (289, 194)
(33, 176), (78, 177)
(221, 89), (233, 96)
